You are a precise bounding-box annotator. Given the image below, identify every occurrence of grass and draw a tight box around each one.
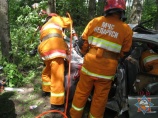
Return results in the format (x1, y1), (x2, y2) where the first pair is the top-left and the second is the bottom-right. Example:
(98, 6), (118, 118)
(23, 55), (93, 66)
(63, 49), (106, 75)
(0, 70), (52, 118)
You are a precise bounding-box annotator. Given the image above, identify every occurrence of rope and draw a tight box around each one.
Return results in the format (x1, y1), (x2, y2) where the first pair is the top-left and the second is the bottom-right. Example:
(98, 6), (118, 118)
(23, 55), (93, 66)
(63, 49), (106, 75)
(35, 110), (68, 118)
(35, 12), (73, 118)
(64, 12), (73, 115)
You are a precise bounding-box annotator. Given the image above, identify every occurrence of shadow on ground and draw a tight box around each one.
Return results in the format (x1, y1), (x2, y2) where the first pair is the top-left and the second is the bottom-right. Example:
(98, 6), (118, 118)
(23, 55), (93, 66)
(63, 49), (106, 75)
(0, 92), (17, 118)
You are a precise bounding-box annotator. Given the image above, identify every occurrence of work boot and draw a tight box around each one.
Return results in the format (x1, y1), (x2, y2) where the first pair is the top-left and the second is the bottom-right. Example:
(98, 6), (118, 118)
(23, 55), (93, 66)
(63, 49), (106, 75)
(42, 91), (50, 97)
(50, 104), (64, 118)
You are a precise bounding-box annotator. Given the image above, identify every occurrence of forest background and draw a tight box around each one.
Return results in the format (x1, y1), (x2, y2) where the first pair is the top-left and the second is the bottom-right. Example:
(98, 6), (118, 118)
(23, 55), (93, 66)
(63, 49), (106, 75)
(0, 0), (158, 117)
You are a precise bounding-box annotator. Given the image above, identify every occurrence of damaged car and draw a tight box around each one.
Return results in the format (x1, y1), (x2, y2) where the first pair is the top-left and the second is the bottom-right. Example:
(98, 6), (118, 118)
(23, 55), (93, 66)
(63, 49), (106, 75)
(103, 21), (158, 118)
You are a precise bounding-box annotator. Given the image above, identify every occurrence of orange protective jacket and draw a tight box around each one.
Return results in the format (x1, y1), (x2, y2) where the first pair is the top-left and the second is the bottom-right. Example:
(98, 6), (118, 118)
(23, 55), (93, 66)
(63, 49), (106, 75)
(37, 14), (72, 105)
(38, 14), (72, 60)
(80, 16), (133, 79)
(141, 49), (158, 75)
(70, 15), (133, 118)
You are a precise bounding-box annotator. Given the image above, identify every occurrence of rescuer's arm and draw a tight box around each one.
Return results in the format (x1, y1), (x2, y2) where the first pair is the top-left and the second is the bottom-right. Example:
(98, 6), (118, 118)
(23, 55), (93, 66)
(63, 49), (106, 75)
(73, 19), (94, 57)
(120, 28), (133, 61)
(73, 37), (89, 57)
(126, 43), (148, 64)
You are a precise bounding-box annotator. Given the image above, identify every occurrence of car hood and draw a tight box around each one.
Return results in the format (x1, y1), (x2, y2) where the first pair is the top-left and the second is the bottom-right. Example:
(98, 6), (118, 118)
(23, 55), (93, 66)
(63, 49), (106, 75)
(132, 32), (158, 44)
(128, 24), (158, 44)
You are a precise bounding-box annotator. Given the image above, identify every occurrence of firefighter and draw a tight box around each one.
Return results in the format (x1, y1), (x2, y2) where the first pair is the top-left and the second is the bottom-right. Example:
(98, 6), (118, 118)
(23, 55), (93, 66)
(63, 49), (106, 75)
(70, 0), (133, 117)
(140, 44), (158, 75)
(130, 44), (158, 92)
(37, 13), (72, 116)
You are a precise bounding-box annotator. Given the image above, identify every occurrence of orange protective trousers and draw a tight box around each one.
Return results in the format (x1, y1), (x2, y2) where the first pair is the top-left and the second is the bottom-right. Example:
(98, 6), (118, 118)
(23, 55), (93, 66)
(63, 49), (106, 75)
(42, 57), (65, 105)
(70, 72), (112, 118)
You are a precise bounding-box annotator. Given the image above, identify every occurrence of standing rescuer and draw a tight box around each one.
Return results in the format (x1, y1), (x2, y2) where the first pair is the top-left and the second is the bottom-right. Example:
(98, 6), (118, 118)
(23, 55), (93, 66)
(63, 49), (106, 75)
(37, 13), (72, 115)
(70, 0), (133, 118)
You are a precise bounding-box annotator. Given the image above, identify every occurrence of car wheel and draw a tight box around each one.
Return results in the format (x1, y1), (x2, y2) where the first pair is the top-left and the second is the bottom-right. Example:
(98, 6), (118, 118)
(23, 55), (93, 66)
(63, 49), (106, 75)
(118, 111), (129, 118)
(104, 108), (117, 118)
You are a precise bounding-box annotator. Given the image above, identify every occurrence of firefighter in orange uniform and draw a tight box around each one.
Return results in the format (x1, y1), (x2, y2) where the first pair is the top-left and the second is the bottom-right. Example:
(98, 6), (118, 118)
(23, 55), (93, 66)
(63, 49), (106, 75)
(70, 0), (133, 117)
(140, 45), (158, 76)
(38, 13), (72, 115)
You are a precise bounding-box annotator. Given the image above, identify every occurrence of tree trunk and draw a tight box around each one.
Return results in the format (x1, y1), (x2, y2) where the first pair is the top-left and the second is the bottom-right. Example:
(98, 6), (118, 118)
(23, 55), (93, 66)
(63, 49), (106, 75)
(129, 0), (144, 24)
(97, 0), (105, 16)
(88, 0), (96, 20)
(47, 0), (56, 14)
(155, 0), (158, 30)
(0, 0), (12, 61)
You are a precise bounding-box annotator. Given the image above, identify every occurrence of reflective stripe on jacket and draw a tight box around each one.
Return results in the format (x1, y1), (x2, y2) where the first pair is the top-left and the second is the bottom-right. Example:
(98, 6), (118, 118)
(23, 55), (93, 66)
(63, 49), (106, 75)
(41, 49), (67, 60)
(40, 23), (62, 32)
(81, 16), (133, 76)
(141, 49), (158, 75)
(88, 36), (122, 53)
(38, 15), (72, 61)
(143, 55), (158, 65)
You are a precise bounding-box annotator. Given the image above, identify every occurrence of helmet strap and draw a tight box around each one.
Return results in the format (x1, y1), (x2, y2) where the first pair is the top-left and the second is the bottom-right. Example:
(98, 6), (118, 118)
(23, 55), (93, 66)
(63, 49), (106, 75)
(120, 12), (127, 22)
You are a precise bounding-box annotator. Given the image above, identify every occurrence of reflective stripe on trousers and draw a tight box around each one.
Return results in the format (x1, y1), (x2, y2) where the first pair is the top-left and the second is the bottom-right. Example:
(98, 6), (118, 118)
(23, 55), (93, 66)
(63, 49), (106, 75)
(50, 58), (65, 105)
(42, 60), (52, 92)
(70, 72), (112, 118)
(42, 82), (51, 92)
(43, 82), (51, 85)
(89, 113), (100, 118)
(51, 92), (64, 97)
(71, 104), (84, 111)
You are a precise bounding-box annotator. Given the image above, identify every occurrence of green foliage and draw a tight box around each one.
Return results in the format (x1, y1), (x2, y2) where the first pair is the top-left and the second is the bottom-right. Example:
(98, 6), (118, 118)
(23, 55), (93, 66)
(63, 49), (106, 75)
(2, 60), (39, 87)
(141, 0), (157, 29)
(3, 62), (23, 87)
(4, 0), (48, 87)
(9, 0), (47, 65)
(56, 0), (89, 35)
(6, 0), (158, 87)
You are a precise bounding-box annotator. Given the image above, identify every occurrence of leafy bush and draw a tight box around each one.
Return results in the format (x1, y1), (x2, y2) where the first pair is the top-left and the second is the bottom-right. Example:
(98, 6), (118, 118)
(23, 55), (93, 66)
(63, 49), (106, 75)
(3, 62), (23, 87)
(3, 0), (48, 87)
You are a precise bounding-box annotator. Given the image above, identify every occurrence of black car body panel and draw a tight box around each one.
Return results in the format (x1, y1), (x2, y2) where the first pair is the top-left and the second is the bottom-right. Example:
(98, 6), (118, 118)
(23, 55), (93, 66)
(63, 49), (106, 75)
(126, 28), (158, 118)
(128, 95), (158, 118)
(64, 24), (158, 118)
(132, 33), (158, 44)
(121, 24), (158, 118)
(105, 24), (158, 118)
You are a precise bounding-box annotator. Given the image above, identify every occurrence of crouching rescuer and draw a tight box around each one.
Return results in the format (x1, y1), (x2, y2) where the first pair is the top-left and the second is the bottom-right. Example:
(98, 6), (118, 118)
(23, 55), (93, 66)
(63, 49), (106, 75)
(70, 0), (133, 118)
(37, 13), (72, 115)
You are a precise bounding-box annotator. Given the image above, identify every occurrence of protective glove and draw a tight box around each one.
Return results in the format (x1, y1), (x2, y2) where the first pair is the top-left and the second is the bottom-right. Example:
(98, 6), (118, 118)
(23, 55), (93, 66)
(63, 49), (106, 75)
(72, 28), (76, 34)
(72, 28), (78, 41)
(73, 41), (84, 57)
(126, 55), (138, 65)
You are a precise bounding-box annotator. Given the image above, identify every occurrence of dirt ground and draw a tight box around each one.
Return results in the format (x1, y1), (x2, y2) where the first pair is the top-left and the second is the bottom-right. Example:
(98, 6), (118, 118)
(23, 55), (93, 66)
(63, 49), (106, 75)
(0, 82), (90, 118)
(0, 88), (91, 118)
(0, 64), (91, 118)
(0, 86), (52, 118)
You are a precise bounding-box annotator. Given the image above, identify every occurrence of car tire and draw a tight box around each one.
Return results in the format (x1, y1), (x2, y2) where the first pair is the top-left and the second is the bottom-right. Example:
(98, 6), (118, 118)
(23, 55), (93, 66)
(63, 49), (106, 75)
(104, 108), (117, 118)
(118, 111), (129, 118)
